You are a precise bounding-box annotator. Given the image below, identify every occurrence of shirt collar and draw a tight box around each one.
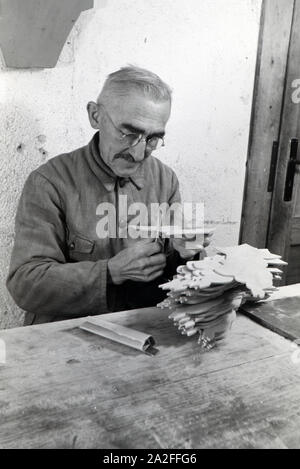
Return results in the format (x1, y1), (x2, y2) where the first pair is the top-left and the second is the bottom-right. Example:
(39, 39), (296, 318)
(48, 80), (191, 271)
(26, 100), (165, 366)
(87, 132), (145, 192)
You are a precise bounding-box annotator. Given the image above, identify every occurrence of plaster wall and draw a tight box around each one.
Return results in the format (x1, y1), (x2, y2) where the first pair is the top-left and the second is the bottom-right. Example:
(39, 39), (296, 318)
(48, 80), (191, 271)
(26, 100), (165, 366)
(0, 0), (262, 328)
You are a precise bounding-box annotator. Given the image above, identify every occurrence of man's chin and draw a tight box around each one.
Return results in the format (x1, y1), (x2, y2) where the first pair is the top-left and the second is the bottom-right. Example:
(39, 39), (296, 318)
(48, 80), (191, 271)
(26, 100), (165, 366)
(113, 163), (140, 178)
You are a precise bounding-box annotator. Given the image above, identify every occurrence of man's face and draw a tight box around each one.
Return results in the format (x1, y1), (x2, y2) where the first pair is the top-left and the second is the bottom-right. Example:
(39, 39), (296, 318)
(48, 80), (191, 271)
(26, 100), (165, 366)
(96, 91), (171, 177)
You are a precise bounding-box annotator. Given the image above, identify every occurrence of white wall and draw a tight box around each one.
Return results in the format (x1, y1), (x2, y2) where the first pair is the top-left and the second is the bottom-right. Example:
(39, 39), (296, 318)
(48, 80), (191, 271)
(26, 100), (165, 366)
(0, 0), (262, 328)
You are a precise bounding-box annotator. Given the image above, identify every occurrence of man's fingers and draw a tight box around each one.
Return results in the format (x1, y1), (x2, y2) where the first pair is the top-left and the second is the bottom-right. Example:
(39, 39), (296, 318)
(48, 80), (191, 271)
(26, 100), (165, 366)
(144, 262), (165, 276)
(138, 241), (162, 256)
(137, 237), (155, 244)
(143, 266), (165, 281)
(133, 238), (155, 249)
(203, 234), (213, 247)
(179, 249), (200, 260)
(147, 269), (164, 282)
(144, 253), (166, 268)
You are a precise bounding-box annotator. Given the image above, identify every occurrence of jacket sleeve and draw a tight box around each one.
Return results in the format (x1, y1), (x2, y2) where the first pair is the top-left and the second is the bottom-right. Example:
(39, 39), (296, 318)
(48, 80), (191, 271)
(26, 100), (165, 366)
(6, 171), (108, 317)
(168, 169), (181, 206)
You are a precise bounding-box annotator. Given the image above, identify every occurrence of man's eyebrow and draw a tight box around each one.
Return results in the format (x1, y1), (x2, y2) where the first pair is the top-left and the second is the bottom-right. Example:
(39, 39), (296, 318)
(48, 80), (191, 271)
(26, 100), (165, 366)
(121, 123), (165, 138)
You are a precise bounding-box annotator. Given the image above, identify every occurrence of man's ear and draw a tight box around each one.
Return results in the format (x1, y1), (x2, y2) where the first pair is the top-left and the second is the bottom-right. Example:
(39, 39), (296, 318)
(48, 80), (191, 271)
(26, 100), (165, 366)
(87, 101), (101, 129)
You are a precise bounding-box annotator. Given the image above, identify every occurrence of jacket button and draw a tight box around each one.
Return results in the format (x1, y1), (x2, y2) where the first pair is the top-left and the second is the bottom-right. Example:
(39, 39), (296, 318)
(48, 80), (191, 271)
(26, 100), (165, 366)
(69, 242), (75, 250)
(119, 218), (127, 228)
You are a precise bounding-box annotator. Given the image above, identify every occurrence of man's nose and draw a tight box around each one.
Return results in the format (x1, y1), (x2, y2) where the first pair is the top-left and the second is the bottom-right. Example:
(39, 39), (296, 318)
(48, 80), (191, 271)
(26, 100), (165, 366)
(130, 140), (147, 162)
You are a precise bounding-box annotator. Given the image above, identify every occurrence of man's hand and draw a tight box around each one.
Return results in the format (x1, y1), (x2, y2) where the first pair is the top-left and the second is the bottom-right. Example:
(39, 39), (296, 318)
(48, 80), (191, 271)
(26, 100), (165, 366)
(108, 240), (166, 285)
(172, 233), (212, 260)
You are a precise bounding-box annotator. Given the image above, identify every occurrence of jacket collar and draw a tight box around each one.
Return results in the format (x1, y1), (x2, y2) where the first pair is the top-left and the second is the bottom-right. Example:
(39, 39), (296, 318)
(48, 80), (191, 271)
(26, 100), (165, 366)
(87, 132), (145, 191)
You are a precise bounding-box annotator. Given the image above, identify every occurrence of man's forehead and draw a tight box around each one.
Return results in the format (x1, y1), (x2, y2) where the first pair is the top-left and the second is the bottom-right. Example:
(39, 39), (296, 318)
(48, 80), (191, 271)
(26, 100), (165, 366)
(109, 92), (171, 129)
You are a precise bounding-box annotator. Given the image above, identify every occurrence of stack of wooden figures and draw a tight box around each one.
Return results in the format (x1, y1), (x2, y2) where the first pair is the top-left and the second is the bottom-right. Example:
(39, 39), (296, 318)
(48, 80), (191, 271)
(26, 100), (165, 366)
(158, 244), (287, 351)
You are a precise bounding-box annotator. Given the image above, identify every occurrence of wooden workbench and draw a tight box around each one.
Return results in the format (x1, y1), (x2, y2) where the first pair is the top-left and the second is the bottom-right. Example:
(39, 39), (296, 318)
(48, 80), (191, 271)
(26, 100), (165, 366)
(1, 288), (300, 449)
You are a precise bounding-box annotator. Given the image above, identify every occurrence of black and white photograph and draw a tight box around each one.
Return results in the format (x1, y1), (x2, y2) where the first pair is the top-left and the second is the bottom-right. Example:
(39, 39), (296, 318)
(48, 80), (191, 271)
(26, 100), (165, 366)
(0, 0), (300, 452)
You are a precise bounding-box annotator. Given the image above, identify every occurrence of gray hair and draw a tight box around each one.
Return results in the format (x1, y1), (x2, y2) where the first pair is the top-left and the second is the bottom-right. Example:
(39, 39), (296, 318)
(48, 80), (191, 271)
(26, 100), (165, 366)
(97, 65), (172, 104)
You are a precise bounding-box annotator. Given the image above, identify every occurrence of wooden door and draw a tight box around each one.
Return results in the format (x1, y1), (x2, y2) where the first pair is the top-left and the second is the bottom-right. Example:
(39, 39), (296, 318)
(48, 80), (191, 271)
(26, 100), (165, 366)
(240, 0), (300, 285)
(287, 180), (300, 283)
(267, 0), (300, 285)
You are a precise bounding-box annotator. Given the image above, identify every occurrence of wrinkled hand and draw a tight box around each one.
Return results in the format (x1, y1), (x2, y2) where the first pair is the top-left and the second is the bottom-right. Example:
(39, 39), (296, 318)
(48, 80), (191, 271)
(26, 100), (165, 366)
(172, 233), (212, 260)
(108, 239), (166, 285)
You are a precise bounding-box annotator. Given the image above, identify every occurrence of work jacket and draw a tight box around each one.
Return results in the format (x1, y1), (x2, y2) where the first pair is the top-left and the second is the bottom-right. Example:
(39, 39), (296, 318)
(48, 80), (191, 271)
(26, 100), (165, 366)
(7, 132), (183, 324)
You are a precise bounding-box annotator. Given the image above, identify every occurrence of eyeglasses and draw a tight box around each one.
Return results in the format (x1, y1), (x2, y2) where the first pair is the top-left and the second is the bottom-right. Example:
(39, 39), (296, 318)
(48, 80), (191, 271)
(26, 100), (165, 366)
(100, 104), (165, 150)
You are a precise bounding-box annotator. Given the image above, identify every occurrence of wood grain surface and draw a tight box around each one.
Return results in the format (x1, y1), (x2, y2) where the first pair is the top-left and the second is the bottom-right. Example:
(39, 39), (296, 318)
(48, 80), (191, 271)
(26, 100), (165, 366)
(0, 307), (300, 449)
(241, 296), (300, 341)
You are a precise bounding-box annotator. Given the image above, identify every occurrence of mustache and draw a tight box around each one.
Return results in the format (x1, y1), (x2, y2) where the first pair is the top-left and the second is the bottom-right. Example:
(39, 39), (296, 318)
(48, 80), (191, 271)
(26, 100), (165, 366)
(114, 152), (135, 163)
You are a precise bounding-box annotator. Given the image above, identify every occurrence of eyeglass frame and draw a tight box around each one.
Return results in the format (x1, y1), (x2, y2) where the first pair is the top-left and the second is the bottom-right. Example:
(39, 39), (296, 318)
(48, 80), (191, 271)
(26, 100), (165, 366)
(98, 103), (165, 150)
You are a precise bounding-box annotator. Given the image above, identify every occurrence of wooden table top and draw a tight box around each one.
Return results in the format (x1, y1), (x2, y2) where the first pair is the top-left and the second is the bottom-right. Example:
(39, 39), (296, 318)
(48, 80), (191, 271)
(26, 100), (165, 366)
(1, 302), (300, 449)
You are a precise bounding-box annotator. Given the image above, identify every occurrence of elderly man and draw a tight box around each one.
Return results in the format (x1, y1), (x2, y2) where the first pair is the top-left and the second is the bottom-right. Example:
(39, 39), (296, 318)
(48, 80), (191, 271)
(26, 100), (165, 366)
(7, 66), (206, 325)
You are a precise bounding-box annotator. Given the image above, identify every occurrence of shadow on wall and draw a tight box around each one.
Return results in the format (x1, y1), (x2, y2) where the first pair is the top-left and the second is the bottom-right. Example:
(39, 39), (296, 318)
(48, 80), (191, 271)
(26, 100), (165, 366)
(0, 103), (48, 329)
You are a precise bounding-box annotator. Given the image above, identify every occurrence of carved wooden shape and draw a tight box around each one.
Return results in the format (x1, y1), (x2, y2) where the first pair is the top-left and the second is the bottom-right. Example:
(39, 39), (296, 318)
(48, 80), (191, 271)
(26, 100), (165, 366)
(157, 244), (287, 351)
(0, 0), (94, 68)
